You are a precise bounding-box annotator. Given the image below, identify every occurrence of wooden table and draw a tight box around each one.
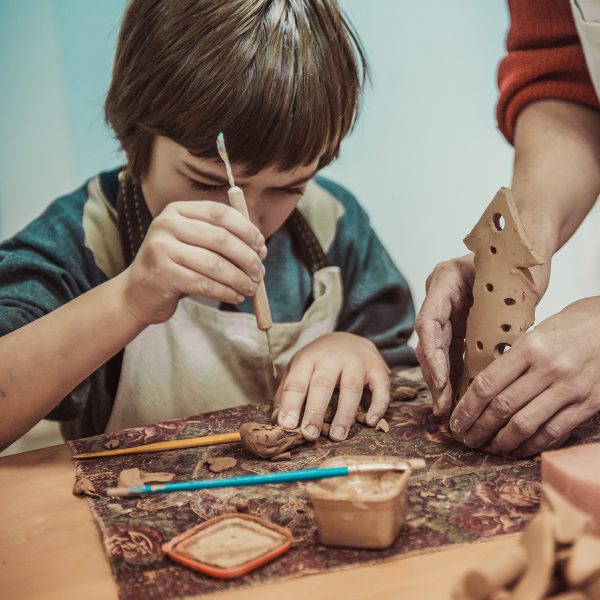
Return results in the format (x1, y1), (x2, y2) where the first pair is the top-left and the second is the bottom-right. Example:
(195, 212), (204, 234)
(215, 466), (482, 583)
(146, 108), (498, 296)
(0, 444), (518, 600)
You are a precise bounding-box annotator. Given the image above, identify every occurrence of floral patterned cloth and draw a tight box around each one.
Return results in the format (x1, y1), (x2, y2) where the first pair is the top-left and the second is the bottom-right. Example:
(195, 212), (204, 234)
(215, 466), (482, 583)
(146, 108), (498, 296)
(68, 368), (600, 600)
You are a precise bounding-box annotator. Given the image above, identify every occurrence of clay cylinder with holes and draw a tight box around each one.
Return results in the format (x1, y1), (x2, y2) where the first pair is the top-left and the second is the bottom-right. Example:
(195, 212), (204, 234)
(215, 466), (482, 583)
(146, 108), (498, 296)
(458, 189), (543, 401)
(227, 186), (273, 331)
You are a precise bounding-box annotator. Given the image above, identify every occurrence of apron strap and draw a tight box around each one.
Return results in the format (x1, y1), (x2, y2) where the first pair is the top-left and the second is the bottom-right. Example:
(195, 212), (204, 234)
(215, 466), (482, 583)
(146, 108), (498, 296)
(117, 170), (328, 273)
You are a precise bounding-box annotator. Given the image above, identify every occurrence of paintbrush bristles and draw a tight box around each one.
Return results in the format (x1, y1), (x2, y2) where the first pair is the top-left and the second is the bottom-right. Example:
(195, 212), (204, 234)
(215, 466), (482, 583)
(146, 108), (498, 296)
(216, 132), (235, 188)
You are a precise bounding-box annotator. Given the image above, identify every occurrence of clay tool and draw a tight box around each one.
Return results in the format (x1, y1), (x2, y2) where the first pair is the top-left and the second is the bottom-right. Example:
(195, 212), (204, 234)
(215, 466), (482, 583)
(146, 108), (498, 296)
(216, 132), (277, 378)
(71, 431), (241, 460)
(106, 461), (420, 497)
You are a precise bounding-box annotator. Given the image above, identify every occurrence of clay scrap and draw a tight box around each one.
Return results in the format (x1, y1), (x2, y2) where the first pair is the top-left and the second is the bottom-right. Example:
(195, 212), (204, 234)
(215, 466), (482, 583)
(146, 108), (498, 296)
(239, 423), (307, 459)
(117, 468), (175, 488)
(73, 475), (100, 497)
(452, 484), (600, 599)
(458, 188), (544, 401)
(206, 456), (237, 473)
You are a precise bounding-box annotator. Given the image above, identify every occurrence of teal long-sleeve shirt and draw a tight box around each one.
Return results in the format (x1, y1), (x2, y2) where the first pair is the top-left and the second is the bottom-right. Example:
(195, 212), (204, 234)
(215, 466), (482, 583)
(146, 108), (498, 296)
(0, 168), (416, 437)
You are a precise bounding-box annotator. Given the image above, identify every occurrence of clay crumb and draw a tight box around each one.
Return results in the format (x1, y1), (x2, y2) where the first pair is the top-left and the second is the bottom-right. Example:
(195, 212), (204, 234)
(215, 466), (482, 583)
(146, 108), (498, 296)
(420, 491), (436, 498)
(355, 411), (368, 425)
(271, 452), (292, 461)
(376, 418), (390, 433)
(104, 439), (120, 450)
(321, 423), (331, 437)
(233, 498), (249, 512)
(117, 468), (175, 488)
(206, 456), (237, 473)
(73, 476), (100, 497)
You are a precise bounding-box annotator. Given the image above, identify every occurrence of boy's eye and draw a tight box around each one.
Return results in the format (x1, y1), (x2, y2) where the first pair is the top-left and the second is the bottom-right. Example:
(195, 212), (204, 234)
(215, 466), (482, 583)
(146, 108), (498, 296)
(283, 187), (306, 196)
(186, 177), (226, 192)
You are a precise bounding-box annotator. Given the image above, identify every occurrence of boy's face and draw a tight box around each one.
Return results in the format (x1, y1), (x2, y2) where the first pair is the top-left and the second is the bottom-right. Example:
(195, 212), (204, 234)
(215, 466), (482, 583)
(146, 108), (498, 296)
(141, 136), (319, 239)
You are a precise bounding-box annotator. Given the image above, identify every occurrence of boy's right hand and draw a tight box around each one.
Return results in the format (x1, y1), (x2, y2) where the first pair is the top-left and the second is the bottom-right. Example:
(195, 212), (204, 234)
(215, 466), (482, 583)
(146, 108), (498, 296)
(122, 200), (267, 324)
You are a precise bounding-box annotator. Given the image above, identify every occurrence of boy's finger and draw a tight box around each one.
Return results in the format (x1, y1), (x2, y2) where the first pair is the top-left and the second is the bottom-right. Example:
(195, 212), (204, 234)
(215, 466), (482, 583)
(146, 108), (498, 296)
(300, 365), (339, 440)
(329, 365), (365, 441)
(365, 368), (391, 426)
(173, 201), (265, 254)
(277, 358), (314, 430)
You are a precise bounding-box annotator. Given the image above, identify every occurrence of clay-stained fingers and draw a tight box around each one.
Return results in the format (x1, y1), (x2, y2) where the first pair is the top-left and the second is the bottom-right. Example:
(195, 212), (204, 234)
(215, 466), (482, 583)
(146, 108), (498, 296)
(415, 307), (451, 392)
(276, 358), (314, 430)
(461, 370), (550, 448)
(170, 200), (266, 255)
(487, 385), (577, 455)
(450, 345), (531, 435)
(364, 367), (391, 427)
(173, 245), (259, 298)
(328, 364), (368, 441)
(169, 217), (266, 281)
(299, 364), (340, 441)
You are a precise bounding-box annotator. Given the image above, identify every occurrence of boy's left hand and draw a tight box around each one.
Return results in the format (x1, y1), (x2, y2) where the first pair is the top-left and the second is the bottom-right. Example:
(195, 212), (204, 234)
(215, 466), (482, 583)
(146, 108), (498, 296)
(273, 332), (390, 442)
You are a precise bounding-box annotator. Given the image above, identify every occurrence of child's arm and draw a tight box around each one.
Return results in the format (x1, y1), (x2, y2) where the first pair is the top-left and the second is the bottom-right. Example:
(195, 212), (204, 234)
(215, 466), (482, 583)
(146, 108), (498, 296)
(0, 198), (266, 449)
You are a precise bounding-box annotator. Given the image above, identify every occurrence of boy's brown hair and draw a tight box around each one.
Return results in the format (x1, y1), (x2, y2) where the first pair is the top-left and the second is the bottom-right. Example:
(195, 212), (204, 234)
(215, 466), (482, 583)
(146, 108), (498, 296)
(105, 0), (366, 179)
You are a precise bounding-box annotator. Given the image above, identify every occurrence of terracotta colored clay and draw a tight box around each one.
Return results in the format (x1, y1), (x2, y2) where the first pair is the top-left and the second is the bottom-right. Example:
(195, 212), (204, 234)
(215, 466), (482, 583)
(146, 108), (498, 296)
(542, 442), (600, 534)
(458, 188), (544, 400)
(355, 411), (368, 424)
(542, 484), (592, 544)
(461, 545), (527, 599)
(117, 468), (175, 488)
(270, 452), (291, 461)
(73, 476), (99, 497)
(321, 423), (331, 437)
(565, 534), (600, 587)
(306, 455), (412, 549)
(238, 422), (306, 458)
(104, 439), (120, 450)
(376, 418), (390, 433)
(206, 456), (237, 473)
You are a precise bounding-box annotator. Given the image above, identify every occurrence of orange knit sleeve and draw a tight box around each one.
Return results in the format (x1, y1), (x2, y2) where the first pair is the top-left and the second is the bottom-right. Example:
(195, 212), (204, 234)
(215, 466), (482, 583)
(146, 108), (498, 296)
(497, 0), (600, 145)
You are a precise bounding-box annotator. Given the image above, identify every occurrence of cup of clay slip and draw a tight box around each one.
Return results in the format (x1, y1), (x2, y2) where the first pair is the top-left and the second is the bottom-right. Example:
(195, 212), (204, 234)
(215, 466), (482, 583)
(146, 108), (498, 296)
(306, 455), (411, 549)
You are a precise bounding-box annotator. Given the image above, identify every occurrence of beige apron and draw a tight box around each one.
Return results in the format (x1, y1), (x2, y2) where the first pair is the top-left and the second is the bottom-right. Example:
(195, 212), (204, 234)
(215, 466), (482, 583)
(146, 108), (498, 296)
(572, 0), (600, 98)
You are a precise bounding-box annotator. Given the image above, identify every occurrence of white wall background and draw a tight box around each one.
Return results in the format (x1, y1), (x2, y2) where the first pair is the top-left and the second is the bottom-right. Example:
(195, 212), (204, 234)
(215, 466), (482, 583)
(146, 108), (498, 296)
(1, 0), (600, 333)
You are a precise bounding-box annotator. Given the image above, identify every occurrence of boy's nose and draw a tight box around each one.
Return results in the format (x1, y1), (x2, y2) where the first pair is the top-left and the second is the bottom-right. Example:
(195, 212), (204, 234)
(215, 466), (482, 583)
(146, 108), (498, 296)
(241, 192), (263, 228)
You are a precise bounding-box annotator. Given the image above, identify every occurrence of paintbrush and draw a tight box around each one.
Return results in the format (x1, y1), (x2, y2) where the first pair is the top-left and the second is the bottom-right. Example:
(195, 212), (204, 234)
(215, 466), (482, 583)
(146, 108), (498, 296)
(106, 460), (426, 497)
(71, 431), (242, 460)
(216, 132), (277, 378)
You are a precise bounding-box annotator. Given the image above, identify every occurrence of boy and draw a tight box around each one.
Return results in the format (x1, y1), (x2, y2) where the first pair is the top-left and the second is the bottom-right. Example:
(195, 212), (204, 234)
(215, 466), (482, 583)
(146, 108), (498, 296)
(0, 0), (415, 449)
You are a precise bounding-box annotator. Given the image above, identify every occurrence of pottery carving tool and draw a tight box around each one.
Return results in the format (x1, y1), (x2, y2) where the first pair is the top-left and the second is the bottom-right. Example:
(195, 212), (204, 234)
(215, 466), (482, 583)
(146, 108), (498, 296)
(71, 431), (241, 460)
(106, 460), (426, 497)
(216, 132), (277, 378)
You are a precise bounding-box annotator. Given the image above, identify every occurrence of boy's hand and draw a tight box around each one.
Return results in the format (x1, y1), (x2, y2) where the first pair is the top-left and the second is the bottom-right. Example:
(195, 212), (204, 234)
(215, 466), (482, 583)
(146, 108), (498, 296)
(273, 332), (390, 442)
(122, 200), (267, 324)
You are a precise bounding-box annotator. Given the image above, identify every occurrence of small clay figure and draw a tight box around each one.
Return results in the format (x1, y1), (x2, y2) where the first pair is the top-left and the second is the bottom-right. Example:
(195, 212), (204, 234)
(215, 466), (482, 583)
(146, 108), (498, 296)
(117, 468), (175, 488)
(239, 422), (306, 459)
(458, 188), (544, 400)
(206, 456), (237, 473)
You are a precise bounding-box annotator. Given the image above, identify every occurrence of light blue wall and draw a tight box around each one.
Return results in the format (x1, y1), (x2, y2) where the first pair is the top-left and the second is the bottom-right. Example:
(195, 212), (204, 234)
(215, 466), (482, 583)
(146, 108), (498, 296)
(1, 1), (596, 324)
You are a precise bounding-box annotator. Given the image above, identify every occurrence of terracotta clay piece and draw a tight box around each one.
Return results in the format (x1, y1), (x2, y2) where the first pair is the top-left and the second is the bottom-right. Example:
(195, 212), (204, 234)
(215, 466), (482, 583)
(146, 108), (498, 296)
(458, 188), (544, 401)
(73, 475), (100, 497)
(238, 422), (306, 459)
(206, 456), (237, 473)
(542, 442), (600, 535)
(453, 484), (600, 599)
(306, 455), (417, 549)
(117, 468), (175, 488)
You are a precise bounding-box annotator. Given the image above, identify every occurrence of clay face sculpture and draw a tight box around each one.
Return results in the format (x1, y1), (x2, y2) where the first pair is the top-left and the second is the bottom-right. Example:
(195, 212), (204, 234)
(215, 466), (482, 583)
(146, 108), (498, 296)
(306, 455), (414, 549)
(458, 188), (544, 400)
(453, 484), (600, 599)
(238, 423), (306, 459)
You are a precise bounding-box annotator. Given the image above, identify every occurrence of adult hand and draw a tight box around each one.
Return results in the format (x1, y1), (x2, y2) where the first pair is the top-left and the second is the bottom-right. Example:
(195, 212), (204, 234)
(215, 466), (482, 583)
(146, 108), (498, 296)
(415, 255), (475, 417)
(450, 296), (600, 457)
(123, 200), (267, 324)
(272, 332), (390, 442)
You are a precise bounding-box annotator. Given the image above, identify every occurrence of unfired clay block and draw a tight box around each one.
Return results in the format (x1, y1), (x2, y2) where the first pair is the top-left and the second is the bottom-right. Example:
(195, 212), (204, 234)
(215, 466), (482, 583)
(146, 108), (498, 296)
(459, 188), (543, 399)
(306, 455), (411, 549)
(542, 443), (600, 535)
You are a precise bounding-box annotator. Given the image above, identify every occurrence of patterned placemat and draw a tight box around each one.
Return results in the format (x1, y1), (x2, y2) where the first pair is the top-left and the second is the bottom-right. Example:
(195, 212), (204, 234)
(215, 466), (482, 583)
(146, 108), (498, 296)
(68, 368), (600, 599)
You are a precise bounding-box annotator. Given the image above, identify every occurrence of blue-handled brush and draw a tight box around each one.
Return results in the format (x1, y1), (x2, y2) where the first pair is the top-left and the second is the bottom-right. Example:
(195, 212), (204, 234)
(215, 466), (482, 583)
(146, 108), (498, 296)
(105, 460), (425, 497)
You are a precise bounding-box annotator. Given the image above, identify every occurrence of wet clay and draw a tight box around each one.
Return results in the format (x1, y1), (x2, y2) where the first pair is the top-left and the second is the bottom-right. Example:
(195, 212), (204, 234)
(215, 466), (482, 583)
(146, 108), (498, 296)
(117, 468), (175, 488)
(458, 188), (544, 400)
(238, 423), (306, 458)
(73, 476), (100, 497)
(206, 456), (237, 473)
(307, 455), (413, 549)
(454, 484), (600, 599)
(181, 516), (288, 569)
